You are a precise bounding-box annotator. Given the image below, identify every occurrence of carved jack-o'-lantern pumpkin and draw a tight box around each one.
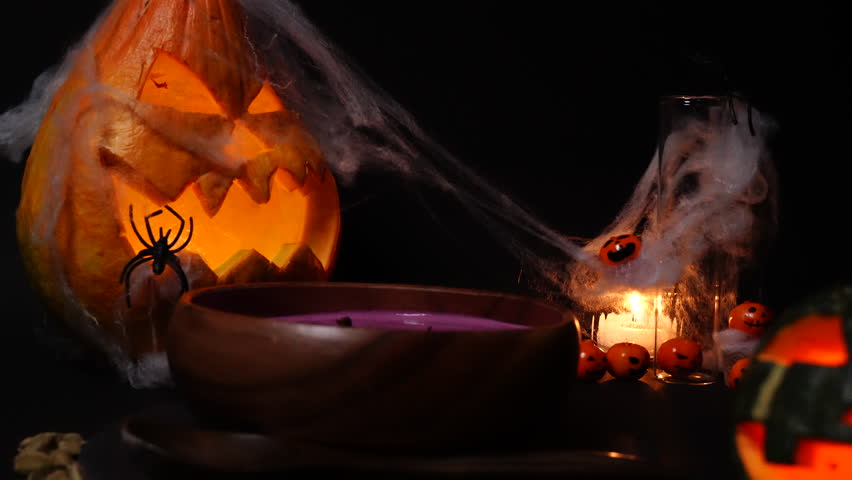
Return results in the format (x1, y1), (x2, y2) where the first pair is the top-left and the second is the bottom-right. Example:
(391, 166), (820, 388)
(656, 337), (703, 378)
(598, 234), (642, 266)
(729, 300), (774, 337)
(577, 339), (608, 381)
(728, 357), (751, 388)
(605, 342), (650, 380)
(734, 286), (852, 479)
(16, 0), (341, 370)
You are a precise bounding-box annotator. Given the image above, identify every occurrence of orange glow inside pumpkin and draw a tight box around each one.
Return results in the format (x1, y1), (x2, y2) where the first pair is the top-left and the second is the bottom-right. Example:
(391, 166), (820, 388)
(112, 169), (312, 272)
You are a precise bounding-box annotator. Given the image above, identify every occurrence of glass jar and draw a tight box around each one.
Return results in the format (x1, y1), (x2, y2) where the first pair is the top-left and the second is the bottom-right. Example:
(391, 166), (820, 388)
(652, 95), (775, 384)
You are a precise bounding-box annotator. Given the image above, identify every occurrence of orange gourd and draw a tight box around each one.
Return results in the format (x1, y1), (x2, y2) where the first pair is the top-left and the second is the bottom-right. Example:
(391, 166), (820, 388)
(734, 286), (852, 479)
(728, 357), (751, 388)
(605, 342), (650, 380)
(577, 339), (608, 381)
(656, 337), (703, 378)
(729, 301), (774, 337)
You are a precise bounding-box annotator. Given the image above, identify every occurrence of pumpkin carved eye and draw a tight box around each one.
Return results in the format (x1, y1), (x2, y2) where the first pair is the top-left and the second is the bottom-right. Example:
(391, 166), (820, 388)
(140, 51), (227, 115)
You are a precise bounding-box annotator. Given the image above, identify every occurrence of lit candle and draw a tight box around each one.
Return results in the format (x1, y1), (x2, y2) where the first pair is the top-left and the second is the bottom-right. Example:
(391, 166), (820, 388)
(591, 291), (679, 353)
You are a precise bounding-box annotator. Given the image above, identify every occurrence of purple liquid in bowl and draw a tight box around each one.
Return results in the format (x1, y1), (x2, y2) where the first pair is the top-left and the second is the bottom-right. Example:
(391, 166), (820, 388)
(270, 311), (530, 331)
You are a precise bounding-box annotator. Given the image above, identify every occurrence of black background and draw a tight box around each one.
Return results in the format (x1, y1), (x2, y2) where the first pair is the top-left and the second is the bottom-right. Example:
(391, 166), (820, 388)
(0, 1), (849, 476)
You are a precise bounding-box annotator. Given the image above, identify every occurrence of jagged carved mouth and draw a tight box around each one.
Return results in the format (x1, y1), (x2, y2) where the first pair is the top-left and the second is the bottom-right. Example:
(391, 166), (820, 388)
(743, 321), (768, 328)
(110, 166), (338, 282)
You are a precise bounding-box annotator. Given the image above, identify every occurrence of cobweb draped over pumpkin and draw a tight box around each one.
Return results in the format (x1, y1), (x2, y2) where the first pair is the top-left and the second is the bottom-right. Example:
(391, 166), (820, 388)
(0, 0), (777, 387)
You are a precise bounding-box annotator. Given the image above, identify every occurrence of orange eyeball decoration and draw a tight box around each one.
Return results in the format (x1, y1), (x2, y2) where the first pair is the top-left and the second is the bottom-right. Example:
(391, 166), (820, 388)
(598, 234), (642, 266)
(657, 337), (703, 378)
(577, 340), (608, 381)
(729, 301), (774, 337)
(605, 342), (650, 380)
(728, 357), (751, 388)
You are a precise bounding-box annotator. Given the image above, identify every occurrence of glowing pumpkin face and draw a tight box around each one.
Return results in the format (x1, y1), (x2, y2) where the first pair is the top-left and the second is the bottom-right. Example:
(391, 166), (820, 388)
(16, 0), (340, 364)
(598, 234), (642, 266)
(605, 342), (650, 380)
(734, 286), (852, 479)
(729, 301), (774, 337)
(577, 339), (608, 381)
(656, 337), (703, 378)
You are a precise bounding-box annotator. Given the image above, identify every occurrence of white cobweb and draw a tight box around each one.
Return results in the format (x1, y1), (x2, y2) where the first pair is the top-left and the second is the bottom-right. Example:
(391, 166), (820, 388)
(0, 0), (777, 387)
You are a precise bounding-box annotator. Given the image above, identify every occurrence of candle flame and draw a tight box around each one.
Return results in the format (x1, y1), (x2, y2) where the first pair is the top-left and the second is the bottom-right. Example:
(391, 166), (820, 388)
(592, 291), (679, 353)
(626, 291), (644, 316)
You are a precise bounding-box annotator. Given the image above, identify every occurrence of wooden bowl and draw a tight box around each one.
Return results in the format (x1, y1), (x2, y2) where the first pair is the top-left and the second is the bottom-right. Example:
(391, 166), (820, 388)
(166, 282), (579, 453)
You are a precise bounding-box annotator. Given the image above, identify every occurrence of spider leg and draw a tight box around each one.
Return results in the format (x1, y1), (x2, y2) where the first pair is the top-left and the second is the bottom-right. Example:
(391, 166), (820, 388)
(158, 227), (173, 244)
(165, 205), (186, 249)
(129, 205), (153, 249)
(166, 255), (190, 295)
(144, 209), (164, 246)
(122, 256), (154, 307)
(119, 250), (153, 283)
(173, 217), (194, 253)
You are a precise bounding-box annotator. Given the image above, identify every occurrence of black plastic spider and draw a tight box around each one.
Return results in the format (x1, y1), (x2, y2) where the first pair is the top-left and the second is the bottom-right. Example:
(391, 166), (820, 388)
(119, 204), (194, 307)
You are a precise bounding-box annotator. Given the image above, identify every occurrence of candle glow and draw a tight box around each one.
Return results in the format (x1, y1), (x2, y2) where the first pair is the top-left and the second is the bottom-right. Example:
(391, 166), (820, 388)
(591, 290), (679, 353)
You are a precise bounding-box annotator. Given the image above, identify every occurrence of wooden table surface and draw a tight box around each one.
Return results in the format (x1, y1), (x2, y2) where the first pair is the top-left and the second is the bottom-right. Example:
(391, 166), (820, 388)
(5, 344), (746, 480)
